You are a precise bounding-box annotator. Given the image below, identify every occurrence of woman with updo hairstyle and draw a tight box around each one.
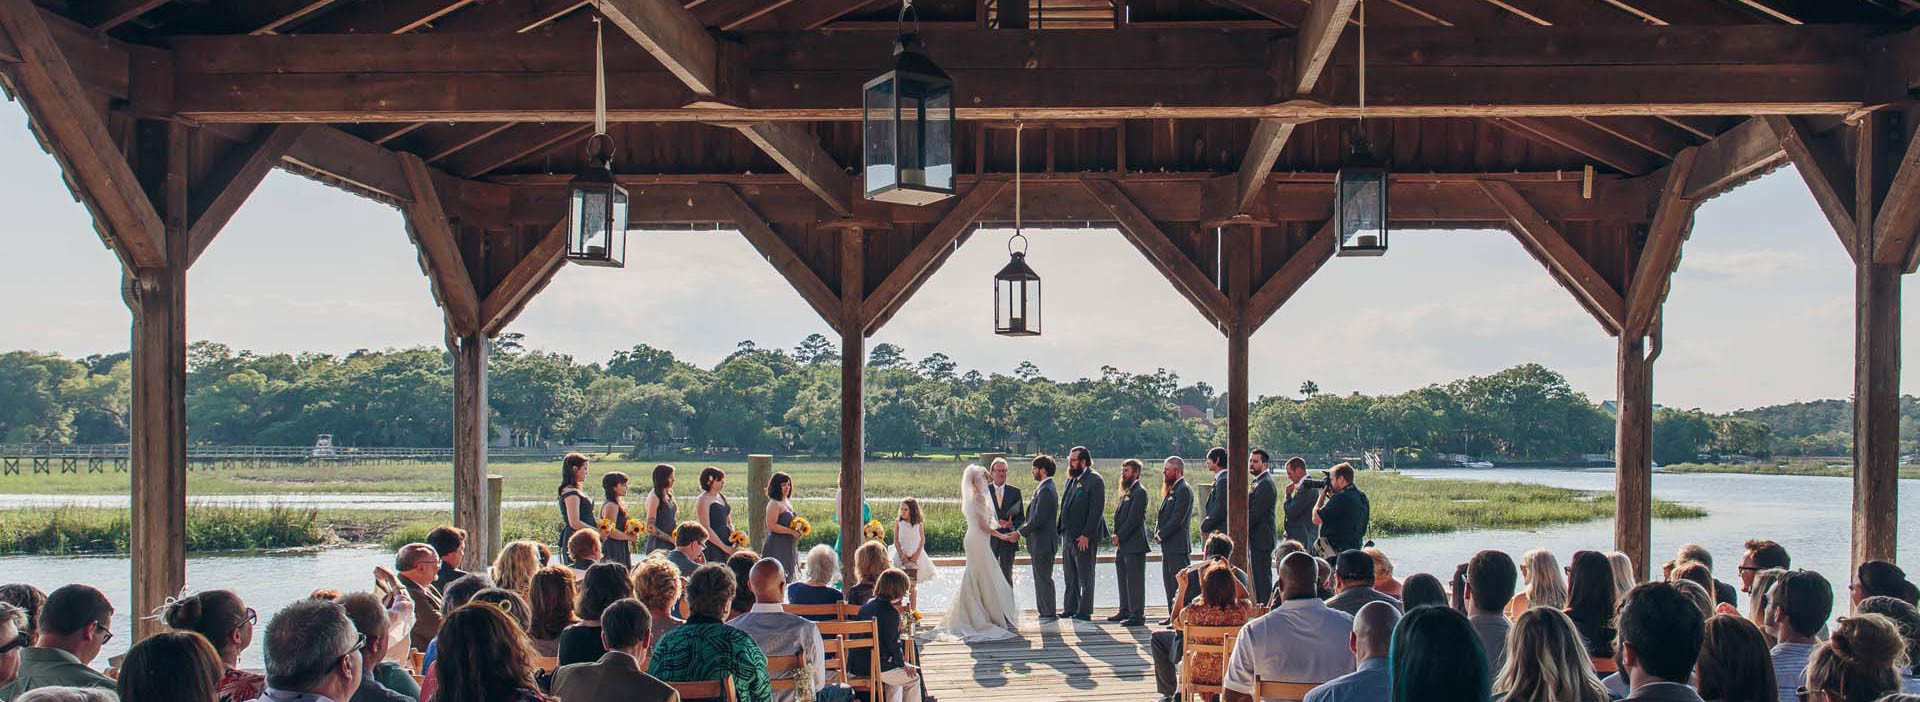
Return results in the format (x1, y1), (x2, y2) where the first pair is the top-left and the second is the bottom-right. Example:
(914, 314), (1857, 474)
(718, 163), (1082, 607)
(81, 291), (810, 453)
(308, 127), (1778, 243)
(1804, 614), (1909, 702)
(117, 631), (222, 702)
(598, 471), (635, 567)
(158, 589), (261, 702)
(695, 466), (734, 563)
(848, 540), (892, 606)
(1856, 561), (1920, 607)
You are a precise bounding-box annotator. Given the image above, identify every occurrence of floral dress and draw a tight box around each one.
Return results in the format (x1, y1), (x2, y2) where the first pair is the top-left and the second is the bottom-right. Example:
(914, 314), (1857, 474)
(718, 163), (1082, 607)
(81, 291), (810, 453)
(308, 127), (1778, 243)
(217, 669), (265, 702)
(1184, 603), (1253, 686)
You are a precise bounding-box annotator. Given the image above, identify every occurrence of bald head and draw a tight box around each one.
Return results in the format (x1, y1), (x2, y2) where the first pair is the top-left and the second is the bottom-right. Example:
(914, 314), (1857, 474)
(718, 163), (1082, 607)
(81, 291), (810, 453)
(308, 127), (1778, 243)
(749, 558), (786, 604)
(1279, 552), (1318, 599)
(1352, 601), (1399, 660)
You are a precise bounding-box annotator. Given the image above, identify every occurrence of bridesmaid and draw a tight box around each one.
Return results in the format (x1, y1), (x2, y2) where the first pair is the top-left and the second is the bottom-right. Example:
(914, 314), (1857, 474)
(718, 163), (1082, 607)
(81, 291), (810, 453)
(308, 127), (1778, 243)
(643, 463), (678, 553)
(761, 472), (801, 577)
(696, 466), (735, 563)
(556, 453), (595, 549)
(598, 472), (635, 567)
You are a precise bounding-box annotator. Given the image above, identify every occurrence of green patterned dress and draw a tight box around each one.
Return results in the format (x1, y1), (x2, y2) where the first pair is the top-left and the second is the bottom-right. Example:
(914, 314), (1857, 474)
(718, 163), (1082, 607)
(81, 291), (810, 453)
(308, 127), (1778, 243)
(647, 614), (773, 702)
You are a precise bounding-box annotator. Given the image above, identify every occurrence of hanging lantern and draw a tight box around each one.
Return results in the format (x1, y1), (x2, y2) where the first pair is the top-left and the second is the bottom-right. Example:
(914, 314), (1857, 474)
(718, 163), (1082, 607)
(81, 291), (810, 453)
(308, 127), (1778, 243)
(995, 234), (1041, 336)
(862, 8), (955, 207)
(1334, 136), (1388, 257)
(566, 134), (628, 267)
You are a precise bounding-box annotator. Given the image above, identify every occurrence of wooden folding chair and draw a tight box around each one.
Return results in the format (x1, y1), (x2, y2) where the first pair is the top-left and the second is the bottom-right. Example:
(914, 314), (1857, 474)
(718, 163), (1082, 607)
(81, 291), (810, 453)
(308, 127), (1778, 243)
(667, 674), (739, 702)
(1253, 678), (1319, 702)
(1591, 655), (1619, 674)
(530, 655), (560, 674)
(408, 649), (425, 674)
(817, 619), (883, 698)
(764, 654), (805, 695)
(1178, 625), (1242, 702)
(783, 603), (850, 621)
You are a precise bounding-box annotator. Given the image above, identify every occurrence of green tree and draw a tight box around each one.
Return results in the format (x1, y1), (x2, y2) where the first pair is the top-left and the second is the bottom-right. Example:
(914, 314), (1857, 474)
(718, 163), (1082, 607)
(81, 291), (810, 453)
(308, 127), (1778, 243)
(1299, 380), (1320, 398)
(604, 384), (695, 447)
(605, 344), (679, 384)
(868, 343), (907, 370)
(1653, 408), (1716, 465)
(0, 352), (82, 442)
(793, 334), (838, 365)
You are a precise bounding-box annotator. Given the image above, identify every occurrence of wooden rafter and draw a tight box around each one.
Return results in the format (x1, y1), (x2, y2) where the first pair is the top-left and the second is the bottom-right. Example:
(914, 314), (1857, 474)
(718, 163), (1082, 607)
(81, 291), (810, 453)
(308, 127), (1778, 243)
(479, 220), (569, 336)
(296, 0), (477, 34)
(733, 122), (854, 216)
(1622, 146), (1700, 338)
(421, 123), (519, 164)
(0, 0), (166, 268)
(1765, 115), (1859, 254)
(187, 125), (311, 267)
(247, 0), (348, 35)
(445, 124), (593, 179)
(1083, 178), (1232, 328)
(601, 0), (724, 99)
(861, 180), (1008, 334)
(1231, 0), (1357, 215)
(742, 0), (889, 30)
(282, 125), (412, 203)
(1246, 219), (1338, 332)
(1681, 117), (1785, 201)
(1870, 124), (1920, 271)
(1479, 179), (1625, 335)
(80, 0), (168, 30)
(708, 184), (843, 329)
(397, 153), (482, 335)
(1220, 0), (1301, 25)
(1578, 116), (1696, 160)
(427, 0), (587, 32)
(1496, 117), (1661, 175)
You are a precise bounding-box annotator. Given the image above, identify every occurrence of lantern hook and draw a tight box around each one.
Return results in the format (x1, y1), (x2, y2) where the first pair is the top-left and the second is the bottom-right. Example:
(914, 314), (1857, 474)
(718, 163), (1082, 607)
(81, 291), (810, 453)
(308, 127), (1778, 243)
(584, 133), (618, 169)
(1007, 232), (1029, 256)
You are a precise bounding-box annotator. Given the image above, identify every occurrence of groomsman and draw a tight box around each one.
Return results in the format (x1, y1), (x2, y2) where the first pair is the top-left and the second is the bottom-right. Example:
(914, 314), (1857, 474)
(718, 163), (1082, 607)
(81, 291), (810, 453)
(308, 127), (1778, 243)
(1281, 455), (1321, 548)
(1110, 459), (1149, 626)
(1020, 455), (1061, 620)
(1199, 447), (1229, 536)
(1155, 456), (1193, 624)
(1057, 446), (1106, 621)
(1247, 448), (1280, 604)
(988, 457), (1024, 584)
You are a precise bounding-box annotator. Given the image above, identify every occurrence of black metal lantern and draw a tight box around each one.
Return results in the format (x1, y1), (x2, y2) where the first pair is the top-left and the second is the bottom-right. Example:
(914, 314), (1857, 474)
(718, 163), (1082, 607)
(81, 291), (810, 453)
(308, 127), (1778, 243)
(1334, 135), (1388, 257)
(995, 235), (1041, 336)
(567, 133), (629, 267)
(862, 17), (955, 206)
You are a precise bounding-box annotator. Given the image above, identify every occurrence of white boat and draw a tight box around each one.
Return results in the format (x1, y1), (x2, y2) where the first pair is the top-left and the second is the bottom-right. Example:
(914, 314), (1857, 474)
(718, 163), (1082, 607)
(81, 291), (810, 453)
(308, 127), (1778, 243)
(1458, 460), (1495, 469)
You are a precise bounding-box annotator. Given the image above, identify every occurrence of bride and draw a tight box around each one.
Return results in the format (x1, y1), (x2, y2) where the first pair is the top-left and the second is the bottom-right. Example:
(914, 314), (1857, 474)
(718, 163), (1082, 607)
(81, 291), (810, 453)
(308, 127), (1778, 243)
(940, 464), (1020, 641)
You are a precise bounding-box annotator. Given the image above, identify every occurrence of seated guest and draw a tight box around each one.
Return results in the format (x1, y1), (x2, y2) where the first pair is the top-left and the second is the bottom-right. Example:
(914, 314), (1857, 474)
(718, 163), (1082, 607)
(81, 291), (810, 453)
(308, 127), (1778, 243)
(1364, 549), (1402, 599)
(787, 546), (845, 613)
(1670, 561), (1717, 599)
(567, 531), (603, 582)
(1769, 569), (1835, 702)
(1171, 535), (1252, 622)
(1608, 552), (1638, 599)
(394, 543), (445, 652)
(1803, 613), (1907, 702)
(526, 567), (577, 658)
(1742, 540), (1791, 595)
(1303, 601), (1397, 702)
(1222, 553), (1356, 702)
(551, 600), (675, 702)
(728, 559), (826, 702)
(1465, 550), (1518, 675)
(422, 574), (493, 673)
(847, 541), (891, 606)
(1674, 544), (1739, 607)
(1151, 563), (1255, 701)
(1564, 551), (1618, 660)
(665, 523), (706, 577)
(1327, 550), (1401, 616)
(427, 526), (470, 593)
(1855, 561), (1920, 607)
(1400, 574), (1448, 611)
(648, 564), (772, 702)
(158, 590), (264, 702)
(1696, 614), (1777, 702)
(0, 584), (115, 697)
(1387, 605), (1491, 702)
(725, 551), (761, 621)
(491, 541), (548, 598)
(250, 599), (364, 702)
(432, 604), (544, 702)
(1508, 550), (1568, 619)
(0, 585), (46, 641)
(1, 603), (25, 691)
(1313, 557), (1336, 601)
(1748, 568), (1789, 644)
(117, 631), (220, 702)
(560, 563), (633, 667)
(1615, 582), (1707, 702)
(629, 558), (685, 646)
(1671, 579), (1717, 619)
(849, 570), (920, 702)
(1493, 607), (1609, 702)
(339, 593), (419, 702)
(1854, 596), (1920, 692)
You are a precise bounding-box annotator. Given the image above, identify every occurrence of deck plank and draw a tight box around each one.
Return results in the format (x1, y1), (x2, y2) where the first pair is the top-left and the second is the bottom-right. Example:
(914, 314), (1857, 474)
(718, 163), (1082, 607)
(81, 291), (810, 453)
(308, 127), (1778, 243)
(913, 606), (1172, 702)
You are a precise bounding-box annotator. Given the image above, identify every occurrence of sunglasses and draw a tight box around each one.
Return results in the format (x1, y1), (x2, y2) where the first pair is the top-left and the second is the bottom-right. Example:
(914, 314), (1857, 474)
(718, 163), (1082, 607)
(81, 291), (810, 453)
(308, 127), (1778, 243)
(246, 607), (259, 626)
(0, 631), (28, 655)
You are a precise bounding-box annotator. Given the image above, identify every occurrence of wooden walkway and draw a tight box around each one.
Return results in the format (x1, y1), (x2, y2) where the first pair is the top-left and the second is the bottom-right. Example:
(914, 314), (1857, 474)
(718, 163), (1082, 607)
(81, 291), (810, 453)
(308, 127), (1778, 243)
(916, 606), (1172, 702)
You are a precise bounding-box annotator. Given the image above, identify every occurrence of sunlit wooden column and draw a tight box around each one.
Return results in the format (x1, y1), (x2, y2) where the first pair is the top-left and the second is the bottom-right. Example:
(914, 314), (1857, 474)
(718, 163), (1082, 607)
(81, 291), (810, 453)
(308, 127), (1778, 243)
(1615, 334), (1653, 582)
(838, 226), (867, 585)
(450, 332), (491, 563)
(127, 121), (190, 639)
(1223, 225), (1253, 575)
(1854, 259), (1900, 567)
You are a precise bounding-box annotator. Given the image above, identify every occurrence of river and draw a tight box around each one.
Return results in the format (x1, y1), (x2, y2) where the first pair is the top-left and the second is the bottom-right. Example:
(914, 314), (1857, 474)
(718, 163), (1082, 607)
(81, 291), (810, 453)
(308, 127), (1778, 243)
(1, 466), (1910, 668)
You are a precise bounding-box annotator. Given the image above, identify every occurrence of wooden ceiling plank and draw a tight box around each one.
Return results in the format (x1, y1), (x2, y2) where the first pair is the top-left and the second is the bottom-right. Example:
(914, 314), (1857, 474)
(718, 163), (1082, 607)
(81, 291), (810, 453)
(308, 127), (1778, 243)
(861, 179), (1008, 333)
(1217, 0), (1303, 26)
(709, 184), (843, 329)
(733, 121), (854, 216)
(1622, 146), (1699, 337)
(1590, 0), (1668, 24)
(422, 122), (519, 163)
(249, 0), (348, 34)
(1765, 115), (1860, 255)
(81, 0), (170, 31)
(426, 0), (589, 32)
(478, 220), (569, 336)
(1578, 116), (1695, 160)
(1498, 117), (1662, 175)
(292, 0), (477, 34)
(741, 0), (890, 30)
(1478, 179), (1625, 335)
(1083, 178), (1232, 328)
(187, 124), (311, 267)
(1231, 0), (1358, 215)
(1732, 0), (1802, 23)
(397, 152), (482, 336)
(367, 122), (428, 145)
(445, 123), (593, 178)
(1246, 218), (1337, 332)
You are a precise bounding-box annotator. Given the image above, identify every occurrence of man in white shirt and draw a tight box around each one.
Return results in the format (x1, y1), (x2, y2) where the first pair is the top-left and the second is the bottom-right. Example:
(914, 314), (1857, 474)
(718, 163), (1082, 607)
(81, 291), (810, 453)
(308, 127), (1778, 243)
(1223, 552), (1356, 702)
(1766, 569), (1832, 702)
(726, 558), (827, 702)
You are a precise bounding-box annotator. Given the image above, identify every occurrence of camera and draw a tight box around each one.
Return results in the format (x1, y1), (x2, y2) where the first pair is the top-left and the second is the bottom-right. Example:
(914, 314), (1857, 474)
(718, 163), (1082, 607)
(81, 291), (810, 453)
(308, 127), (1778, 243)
(1300, 471), (1331, 490)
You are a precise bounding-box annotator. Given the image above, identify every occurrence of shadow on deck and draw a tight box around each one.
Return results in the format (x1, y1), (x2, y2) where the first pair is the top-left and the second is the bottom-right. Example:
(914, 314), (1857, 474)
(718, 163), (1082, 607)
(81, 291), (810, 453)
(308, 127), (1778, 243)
(917, 606), (1170, 701)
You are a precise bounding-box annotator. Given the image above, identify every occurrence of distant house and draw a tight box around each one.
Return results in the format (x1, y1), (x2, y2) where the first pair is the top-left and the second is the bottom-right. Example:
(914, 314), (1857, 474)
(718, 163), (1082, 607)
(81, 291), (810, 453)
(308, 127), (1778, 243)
(1176, 405), (1216, 427)
(1600, 400), (1665, 416)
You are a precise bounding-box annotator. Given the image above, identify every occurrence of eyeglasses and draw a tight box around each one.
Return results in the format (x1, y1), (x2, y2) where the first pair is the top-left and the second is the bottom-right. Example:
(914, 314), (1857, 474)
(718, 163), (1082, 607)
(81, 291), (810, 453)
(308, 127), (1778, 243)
(1738, 565), (1762, 573)
(245, 607), (258, 626)
(0, 631), (29, 655)
(92, 621), (113, 646)
(332, 632), (368, 672)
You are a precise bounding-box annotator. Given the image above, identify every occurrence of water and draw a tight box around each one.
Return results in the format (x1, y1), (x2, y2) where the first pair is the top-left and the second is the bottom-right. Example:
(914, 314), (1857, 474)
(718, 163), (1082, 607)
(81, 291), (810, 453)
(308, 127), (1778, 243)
(3, 467), (1913, 669)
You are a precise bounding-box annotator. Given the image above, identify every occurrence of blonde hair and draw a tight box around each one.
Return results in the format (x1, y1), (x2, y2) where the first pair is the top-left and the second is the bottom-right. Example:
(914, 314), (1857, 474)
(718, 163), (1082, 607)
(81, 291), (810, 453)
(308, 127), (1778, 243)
(490, 540), (544, 594)
(1606, 551), (1636, 598)
(1520, 549), (1568, 611)
(1363, 547), (1394, 578)
(1493, 607), (1611, 702)
(855, 540), (891, 584)
(1806, 614), (1908, 702)
(630, 556), (684, 612)
(1748, 567), (1789, 638)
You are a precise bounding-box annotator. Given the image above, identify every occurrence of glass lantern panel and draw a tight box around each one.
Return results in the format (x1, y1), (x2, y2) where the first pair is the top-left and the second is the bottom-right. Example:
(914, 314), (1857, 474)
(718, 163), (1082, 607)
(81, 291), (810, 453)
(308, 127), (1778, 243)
(1340, 176), (1385, 249)
(863, 79), (897, 194)
(924, 84), (953, 192)
(570, 187), (612, 260)
(608, 186), (629, 265)
(898, 81), (925, 188)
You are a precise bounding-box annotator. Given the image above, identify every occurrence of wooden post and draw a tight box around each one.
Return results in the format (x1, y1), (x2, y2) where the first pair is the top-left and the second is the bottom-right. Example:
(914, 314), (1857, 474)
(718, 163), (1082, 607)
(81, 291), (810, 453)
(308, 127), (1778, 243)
(1615, 333), (1653, 582)
(128, 121), (190, 640)
(1224, 226), (1252, 575)
(450, 333), (492, 564)
(748, 454), (773, 548)
(486, 474), (505, 564)
(838, 227), (867, 585)
(1854, 262), (1902, 568)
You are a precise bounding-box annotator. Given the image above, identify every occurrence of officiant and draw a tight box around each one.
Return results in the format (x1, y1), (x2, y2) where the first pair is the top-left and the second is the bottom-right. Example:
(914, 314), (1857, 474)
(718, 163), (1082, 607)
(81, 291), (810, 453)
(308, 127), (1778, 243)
(988, 458), (1024, 584)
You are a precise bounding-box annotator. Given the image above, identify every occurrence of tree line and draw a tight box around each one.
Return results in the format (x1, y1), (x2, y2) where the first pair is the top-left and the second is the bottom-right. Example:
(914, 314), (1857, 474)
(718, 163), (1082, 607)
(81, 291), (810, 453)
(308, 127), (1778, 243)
(0, 334), (1912, 461)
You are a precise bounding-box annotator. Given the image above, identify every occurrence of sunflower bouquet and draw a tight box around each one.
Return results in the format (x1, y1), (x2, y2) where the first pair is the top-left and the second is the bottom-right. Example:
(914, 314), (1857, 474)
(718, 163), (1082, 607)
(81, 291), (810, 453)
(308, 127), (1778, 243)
(790, 516), (812, 537)
(728, 529), (748, 547)
(863, 519), (885, 542)
(595, 518), (613, 532)
(624, 518), (643, 537)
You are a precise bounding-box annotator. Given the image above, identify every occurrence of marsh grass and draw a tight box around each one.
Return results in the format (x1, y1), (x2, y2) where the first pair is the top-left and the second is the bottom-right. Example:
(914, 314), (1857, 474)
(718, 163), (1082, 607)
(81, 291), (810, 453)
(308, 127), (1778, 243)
(1662, 461), (1920, 480)
(0, 505), (327, 554)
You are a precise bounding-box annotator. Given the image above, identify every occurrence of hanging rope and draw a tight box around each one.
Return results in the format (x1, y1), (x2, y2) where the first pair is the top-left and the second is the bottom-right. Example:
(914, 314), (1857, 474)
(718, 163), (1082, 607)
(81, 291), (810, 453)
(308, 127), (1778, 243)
(1015, 121), (1024, 236)
(1357, 0), (1366, 128)
(593, 10), (608, 138)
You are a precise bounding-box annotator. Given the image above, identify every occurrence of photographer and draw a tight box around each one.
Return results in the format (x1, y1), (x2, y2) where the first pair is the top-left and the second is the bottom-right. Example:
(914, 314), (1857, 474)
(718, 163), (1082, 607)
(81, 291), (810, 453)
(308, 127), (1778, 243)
(1312, 463), (1370, 554)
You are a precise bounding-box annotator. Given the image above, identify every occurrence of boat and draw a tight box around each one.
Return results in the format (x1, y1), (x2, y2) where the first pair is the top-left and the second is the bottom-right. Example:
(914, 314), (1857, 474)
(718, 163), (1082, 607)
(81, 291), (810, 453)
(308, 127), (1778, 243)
(1456, 459), (1495, 469)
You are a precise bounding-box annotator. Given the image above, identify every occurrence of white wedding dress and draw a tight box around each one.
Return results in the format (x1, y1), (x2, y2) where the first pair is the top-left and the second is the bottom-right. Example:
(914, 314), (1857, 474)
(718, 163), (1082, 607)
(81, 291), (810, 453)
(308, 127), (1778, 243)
(939, 465), (1020, 642)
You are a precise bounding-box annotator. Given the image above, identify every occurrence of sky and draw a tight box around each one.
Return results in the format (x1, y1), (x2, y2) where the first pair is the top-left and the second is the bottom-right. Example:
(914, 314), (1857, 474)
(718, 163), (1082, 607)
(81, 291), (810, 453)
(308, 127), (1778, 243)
(0, 100), (1898, 413)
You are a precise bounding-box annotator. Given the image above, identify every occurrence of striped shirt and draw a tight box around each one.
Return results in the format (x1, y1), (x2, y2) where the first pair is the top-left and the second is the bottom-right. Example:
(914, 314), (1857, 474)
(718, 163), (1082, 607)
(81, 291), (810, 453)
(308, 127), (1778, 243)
(1771, 642), (1816, 702)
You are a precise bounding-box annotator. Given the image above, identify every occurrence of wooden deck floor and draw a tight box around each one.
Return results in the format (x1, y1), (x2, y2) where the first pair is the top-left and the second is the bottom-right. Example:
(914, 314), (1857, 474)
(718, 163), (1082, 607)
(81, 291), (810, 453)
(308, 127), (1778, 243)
(916, 606), (1172, 702)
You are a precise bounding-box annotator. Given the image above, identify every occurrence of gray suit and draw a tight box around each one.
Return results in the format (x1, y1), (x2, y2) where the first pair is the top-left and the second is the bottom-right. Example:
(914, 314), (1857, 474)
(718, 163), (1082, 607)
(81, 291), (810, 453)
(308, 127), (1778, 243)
(1020, 477), (1061, 617)
(552, 651), (680, 702)
(990, 482), (1024, 583)
(1621, 682), (1707, 702)
(1200, 468), (1228, 535)
(1247, 471), (1280, 604)
(1283, 479), (1321, 548)
(1112, 479), (1149, 619)
(1157, 478), (1194, 613)
(1058, 468), (1107, 619)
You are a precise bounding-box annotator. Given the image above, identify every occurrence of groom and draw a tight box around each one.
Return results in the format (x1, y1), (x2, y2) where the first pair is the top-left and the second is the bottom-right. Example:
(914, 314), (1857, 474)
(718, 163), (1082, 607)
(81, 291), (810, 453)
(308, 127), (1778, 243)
(1058, 446), (1106, 621)
(1020, 455), (1060, 619)
(988, 458), (1024, 584)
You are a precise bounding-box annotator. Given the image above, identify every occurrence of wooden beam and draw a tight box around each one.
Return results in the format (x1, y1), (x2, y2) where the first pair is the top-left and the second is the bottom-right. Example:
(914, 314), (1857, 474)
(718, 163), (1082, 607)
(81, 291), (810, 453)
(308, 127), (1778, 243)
(397, 153), (482, 335)
(1615, 334), (1652, 582)
(1224, 225), (1253, 580)
(1497, 117), (1663, 175)
(126, 119), (189, 642)
(1622, 146), (1699, 338)
(447, 332), (491, 595)
(80, 0), (169, 31)
(295, 0), (477, 33)
(835, 225), (866, 586)
(1295, 0), (1360, 92)
(444, 123), (592, 178)
(1766, 115), (1859, 256)
(1246, 219), (1338, 332)
(1579, 116), (1696, 160)
(1220, 0), (1302, 25)
(1479, 179), (1626, 335)
(602, 0), (724, 98)
(280, 125), (411, 203)
(746, 0), (888, 30)
(0, 0), (165, 268)
(1681, 117), (1785, 201)
(478, 221), (568, 336)
(247, 0), (343, 35)
(708, 184), (843, 328)
(861, 180), (1008, 334)
(187, 125), (310, 267)
(427, 0), (587, 32)
(1232, 119), (1299, 217)
(733, 121), (853, 216)
(1083, 178), (1232, 328)
(1871, 125), (1920, 270)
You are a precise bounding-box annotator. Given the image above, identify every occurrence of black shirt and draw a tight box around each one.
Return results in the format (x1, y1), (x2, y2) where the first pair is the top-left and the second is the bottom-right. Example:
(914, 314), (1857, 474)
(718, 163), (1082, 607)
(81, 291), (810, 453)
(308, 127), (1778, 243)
(1318, 487), (1370, 552)
(349, 674), (415, 702)
(848, 598), (904, 676)
(556, 623), (606, 666)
